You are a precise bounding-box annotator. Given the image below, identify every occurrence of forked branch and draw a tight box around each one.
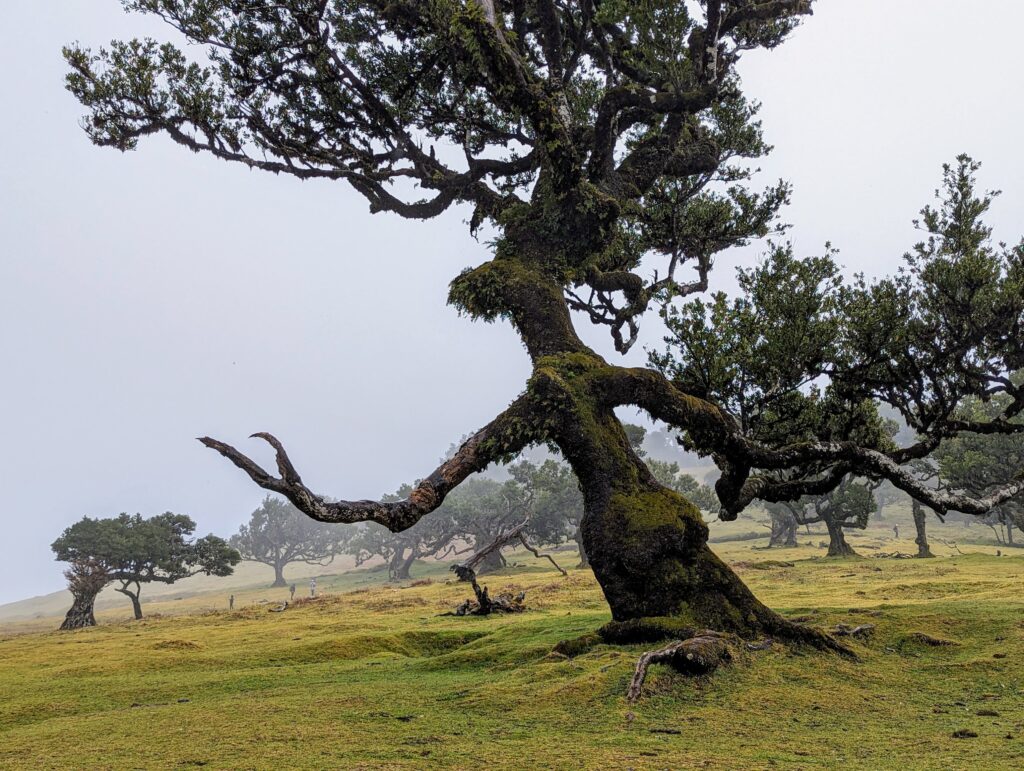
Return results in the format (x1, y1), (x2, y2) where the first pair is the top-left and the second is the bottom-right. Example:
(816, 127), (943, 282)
(200, 396), (540, 533)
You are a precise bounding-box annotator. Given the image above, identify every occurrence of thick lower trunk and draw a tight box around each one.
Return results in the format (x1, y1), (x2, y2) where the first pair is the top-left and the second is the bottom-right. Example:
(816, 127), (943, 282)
(823, 517), (858, 558)
(581, 482), (821, 643)
(271, 562), (287, 587)
(912, 501), (934, 558)
(60, 588), (101, 630)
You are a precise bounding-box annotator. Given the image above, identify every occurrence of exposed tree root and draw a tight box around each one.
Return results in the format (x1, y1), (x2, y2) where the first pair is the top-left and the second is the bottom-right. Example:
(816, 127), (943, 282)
(627, 631), (734, 702)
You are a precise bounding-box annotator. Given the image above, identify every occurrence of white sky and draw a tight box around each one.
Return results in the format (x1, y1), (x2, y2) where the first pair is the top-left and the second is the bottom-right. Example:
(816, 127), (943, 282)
(2, 1), (1023, 606)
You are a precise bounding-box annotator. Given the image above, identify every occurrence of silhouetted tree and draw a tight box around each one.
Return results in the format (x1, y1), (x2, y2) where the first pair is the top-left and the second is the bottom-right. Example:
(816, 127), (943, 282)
(71, 3), (1024, 652)
(53, 513), (239, 628)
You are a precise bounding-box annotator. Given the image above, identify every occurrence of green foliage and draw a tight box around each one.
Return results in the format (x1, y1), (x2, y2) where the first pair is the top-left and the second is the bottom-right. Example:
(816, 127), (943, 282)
(647, 459), (718, 512)
(934, 381), (1024, 530)
(52, 512), (240, 591)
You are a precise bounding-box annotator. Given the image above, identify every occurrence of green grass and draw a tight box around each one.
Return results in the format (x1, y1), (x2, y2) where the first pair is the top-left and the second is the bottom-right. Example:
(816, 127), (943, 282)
(2, 524), (1024, 769)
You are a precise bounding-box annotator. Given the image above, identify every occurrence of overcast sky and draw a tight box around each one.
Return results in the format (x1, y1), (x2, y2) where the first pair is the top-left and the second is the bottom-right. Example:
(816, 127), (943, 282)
(2, 1), (1022, 606)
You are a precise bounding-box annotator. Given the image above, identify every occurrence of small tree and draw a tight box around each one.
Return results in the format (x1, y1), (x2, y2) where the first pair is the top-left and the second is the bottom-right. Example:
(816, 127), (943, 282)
(231, 496), (346, 587)
(52, 513), (240, 628)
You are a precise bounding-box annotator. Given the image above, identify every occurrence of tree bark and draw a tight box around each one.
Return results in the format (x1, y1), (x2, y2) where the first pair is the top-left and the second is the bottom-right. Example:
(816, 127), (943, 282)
(912, 500), (934, 558)
(823, 516), (858, 558)
(60, 588), (101, 630)
(556, 399), (835, 646)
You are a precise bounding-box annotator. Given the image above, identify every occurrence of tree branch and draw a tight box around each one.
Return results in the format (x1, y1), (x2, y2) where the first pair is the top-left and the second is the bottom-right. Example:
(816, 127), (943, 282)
(200, 395), (541, 533)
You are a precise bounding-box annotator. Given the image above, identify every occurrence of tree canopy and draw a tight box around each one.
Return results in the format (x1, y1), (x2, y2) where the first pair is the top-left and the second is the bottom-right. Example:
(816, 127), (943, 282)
(68, 1), (1024, 648)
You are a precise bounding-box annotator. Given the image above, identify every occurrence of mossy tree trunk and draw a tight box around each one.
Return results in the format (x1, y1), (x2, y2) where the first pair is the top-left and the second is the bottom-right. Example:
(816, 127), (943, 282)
(475, 267), (823, 642)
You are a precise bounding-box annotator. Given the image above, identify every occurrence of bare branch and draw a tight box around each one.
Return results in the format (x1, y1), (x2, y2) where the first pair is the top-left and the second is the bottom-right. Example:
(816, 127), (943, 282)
(200, 395), (541, 533)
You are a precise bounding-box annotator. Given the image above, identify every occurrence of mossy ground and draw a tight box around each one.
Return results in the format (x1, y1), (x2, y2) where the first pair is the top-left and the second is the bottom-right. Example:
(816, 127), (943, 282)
(2, 510), (1023, 769)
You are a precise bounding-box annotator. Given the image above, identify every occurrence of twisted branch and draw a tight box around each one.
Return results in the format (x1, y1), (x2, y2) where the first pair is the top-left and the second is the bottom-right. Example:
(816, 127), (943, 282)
(200, 395), (540, 533)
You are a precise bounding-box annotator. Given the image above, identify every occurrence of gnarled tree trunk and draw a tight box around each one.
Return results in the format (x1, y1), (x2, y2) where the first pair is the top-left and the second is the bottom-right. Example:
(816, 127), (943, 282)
(823, 516), (858, 558)
(389, 550), (416, 581)
(911, 500), (934, 558)
(768, 508), (798, 548)
(60, 560), (109, 631)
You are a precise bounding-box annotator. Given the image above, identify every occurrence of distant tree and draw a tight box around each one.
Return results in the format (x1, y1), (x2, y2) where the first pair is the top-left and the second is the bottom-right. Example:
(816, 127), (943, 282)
(780, 477), (877, 558)
(763, 501), (798, 548)
(511, 459), (586, 567)
(231, 496), (346, 587)
(648, 459), (718, 513)
(934, 384), (1024, 546)
(52, 513), (239, 628)
(344, 481), (463, 580)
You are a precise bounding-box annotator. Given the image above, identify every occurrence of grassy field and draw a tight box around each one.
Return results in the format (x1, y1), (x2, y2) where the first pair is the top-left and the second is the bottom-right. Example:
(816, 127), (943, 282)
(2, 512), (1023, 769)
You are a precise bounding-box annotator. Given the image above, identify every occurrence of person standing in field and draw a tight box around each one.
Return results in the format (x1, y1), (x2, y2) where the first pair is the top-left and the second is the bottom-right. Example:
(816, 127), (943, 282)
(289, 583), (296, 601)
(309, 578), (317, 598)
(893, 525), (900, 539)
(229, 594), (234, 610)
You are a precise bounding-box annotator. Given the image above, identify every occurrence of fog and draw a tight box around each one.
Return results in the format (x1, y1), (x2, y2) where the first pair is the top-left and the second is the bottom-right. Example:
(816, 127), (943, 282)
(1, 1), (1022, 606)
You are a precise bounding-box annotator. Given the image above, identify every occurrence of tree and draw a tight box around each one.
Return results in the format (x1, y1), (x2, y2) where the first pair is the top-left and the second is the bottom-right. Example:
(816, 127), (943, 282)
(779, 476), (876, 558)
(511, 458), (588, 567)
(52, 513), (240, 628)
(346, 459), (582, 578)
(763, 501), (798, 548)
(934, 384), (1024, 547)
(231, 496), (347, 586)
(70, 3), (1024, 651)
(344, 481), (465, 580)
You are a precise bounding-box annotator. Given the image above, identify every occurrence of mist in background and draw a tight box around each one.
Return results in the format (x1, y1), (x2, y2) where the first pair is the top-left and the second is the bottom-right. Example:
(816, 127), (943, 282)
(2, 1), (1022, 605)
